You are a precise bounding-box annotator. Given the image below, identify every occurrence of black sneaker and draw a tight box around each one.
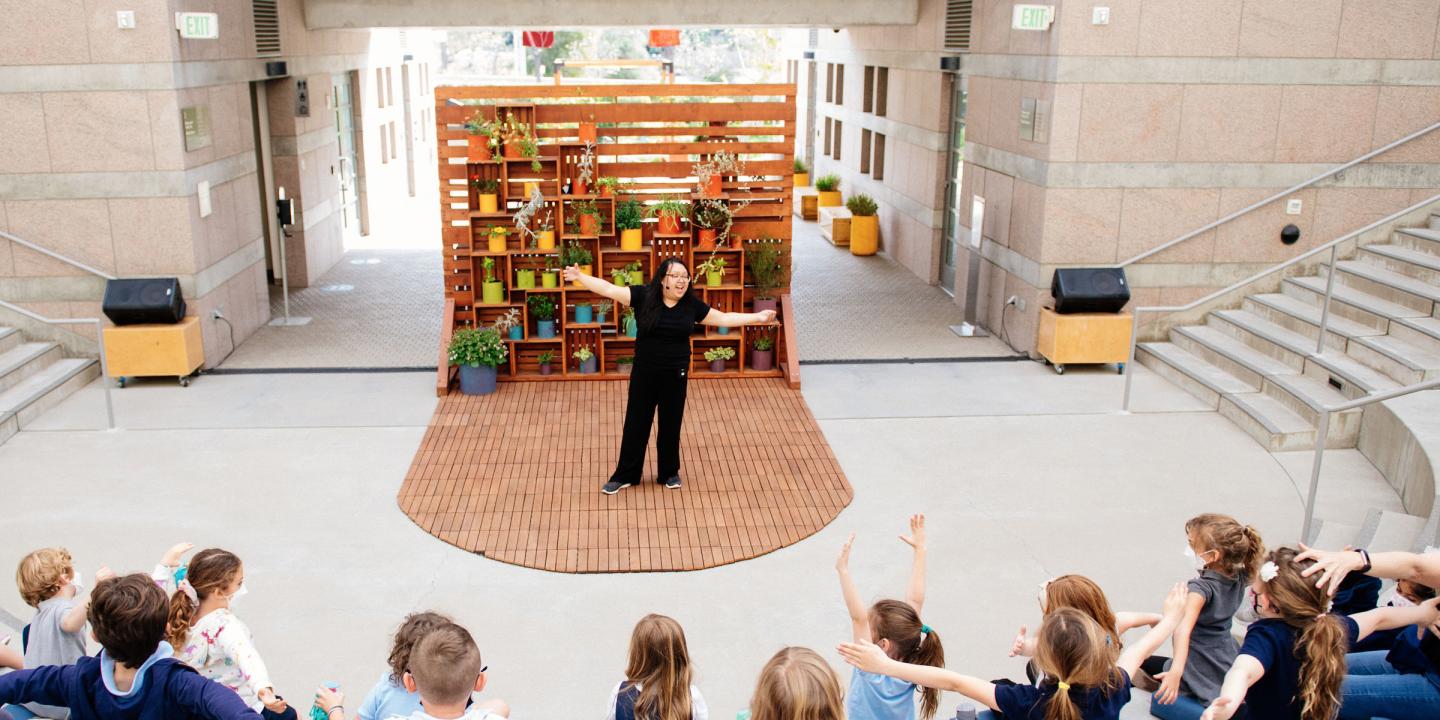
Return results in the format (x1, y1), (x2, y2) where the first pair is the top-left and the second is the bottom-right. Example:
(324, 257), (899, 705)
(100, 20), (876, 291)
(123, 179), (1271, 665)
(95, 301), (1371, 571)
(661, 475), (682, 490)
(601, 480), (633, 495)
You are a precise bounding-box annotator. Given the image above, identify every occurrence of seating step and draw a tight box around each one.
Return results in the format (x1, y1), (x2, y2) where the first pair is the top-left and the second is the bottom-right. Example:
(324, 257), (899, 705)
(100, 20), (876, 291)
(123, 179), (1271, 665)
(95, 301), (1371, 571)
(1210, 310), (1400, 395)
(1392, 315), (1440, 349)
(0, 358), (98, 429)
(1347, 334), (1440, 384)
(0, 342), (61, 393)
(1245, 292), (1382, 347)
(1395, 227), (1440, 256)
(1364, 243), (1440, 275)
(1306, 518), (1363, 549)
(1173, 324), (1297, 384)
(1221, 391), (1330, 452)
(1136, 342), (1255, 408)
(1361, 509), (1431, 554)
(0, 327), (19, 354)
(1284, 275), (1424, 332)
(1328, 260), (1440, 311)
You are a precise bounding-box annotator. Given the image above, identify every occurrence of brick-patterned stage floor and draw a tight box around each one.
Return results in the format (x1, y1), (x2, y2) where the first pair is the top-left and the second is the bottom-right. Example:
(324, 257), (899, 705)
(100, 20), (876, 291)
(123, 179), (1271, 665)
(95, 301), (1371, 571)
(398, 378), (852, 572)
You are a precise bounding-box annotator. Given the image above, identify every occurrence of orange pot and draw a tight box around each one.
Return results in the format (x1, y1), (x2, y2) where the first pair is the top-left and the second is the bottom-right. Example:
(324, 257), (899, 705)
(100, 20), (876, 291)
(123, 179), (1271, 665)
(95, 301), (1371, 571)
(579, 214), (599, 236)
(467, 136), (492, 162)
(697, 229), (717, 250)
(599, 185), (613, 197)
(574, 178), (588, 196)
(503, 141), (521, 159)
(658, 212), (681, 235)
(701, 175), (722, 197)
(579, 121), (597, 144)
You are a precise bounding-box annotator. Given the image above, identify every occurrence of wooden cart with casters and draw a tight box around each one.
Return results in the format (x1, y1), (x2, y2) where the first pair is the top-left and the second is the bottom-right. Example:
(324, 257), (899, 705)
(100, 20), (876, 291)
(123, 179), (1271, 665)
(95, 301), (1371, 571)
(102, 316), (204, 387)
(1035, 307), (1133, 375)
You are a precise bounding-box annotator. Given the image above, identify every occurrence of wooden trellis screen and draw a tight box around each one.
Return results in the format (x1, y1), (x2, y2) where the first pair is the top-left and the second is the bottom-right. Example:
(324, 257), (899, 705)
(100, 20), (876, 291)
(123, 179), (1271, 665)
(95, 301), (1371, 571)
(434, 83), (797, 390)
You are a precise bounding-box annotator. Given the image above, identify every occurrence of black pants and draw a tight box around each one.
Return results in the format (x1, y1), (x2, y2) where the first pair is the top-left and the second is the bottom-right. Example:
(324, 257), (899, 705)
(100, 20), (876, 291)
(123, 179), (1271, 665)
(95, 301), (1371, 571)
(610, 364), (689, 484)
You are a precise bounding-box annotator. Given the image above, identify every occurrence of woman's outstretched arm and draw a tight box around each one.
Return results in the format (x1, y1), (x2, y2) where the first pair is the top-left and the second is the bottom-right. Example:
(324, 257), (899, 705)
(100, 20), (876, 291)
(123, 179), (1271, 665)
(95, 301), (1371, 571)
(563, 265), (632, 305)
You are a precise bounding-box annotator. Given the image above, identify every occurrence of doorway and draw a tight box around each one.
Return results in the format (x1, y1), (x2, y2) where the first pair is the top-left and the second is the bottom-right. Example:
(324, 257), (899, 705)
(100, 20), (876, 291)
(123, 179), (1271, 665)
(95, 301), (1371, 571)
(939, 74), (967, 295)
(333, 73), (361, 246)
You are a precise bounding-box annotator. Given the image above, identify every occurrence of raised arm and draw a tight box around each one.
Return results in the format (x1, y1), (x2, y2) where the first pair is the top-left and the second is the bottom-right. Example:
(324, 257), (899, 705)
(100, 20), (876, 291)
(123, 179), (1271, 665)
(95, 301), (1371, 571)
(1200, 655), (1264, 720)
(838, 640), (999, 711)
(562, 265), (631, 306)
(1350, 596), (1440, 641)
(836, 533), (871, 643)
(899, 514), (927, 613)
(700, 307), (776, 328)
(1117, 583), (1188, 679)
(60, 566), (115, 633)
(1155, 591), (1207, 704)
(1115, 611), (1163, 635)
(1297, 544), (1440, 595)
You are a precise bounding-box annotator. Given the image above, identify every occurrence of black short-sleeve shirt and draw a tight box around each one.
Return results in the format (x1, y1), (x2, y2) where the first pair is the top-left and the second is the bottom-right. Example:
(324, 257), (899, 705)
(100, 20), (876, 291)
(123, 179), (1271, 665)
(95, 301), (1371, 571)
(629, 284), (710, 370)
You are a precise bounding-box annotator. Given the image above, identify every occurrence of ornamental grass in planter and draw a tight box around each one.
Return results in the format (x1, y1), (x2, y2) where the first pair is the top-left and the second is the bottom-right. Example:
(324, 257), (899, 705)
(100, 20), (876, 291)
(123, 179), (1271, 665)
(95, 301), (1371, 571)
(448, 327), (508, 395)
(537, 350), (555, 375)
(815, 174), (841, 207)
(793, 157), (810, 187)
(846, 194), (879, 256)
(616, 355), (634, 375)
(646, 196), (689, 234)
(472, 177), (500, 213)
(750, 332), (776, 372)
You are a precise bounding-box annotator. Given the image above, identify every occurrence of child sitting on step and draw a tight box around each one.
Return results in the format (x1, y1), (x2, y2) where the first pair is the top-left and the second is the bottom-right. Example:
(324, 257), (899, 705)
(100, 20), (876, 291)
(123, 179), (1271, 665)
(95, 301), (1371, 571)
(7, 547), (115, 719)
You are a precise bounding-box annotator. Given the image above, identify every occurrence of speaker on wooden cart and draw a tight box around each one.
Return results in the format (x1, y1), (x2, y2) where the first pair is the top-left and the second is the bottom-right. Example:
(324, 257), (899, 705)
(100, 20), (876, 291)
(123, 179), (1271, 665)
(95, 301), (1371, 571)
(1050, 268), (1129, 314)
(103, 278), (186, 325)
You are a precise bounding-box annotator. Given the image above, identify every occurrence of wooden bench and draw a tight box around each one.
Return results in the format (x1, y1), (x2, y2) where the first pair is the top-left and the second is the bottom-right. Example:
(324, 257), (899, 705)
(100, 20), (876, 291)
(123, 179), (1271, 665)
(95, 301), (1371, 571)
(793, 188), (819, 221)
(819, 206), (852, 246)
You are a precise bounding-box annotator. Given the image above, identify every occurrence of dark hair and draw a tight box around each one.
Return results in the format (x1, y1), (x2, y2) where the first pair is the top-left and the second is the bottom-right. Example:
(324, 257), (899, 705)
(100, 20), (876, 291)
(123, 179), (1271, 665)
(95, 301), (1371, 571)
(869, 600), (944, 719)
(389, 611), (453, 683)
(636, 257), (693, 334)
(91, 574), (170, 667)
(166, 548), (243, 649)
(410, 623), (483, 706)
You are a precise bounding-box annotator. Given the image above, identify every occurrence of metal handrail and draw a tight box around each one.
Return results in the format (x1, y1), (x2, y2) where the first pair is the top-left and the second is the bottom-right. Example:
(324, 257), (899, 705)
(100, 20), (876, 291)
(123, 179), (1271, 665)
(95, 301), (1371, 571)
(1117, 119), (1440, 268)
(0, 298), (114, 430)
(0, 229), (116, 280)
(1301, 377), (1440, 542)
(1121, 193), (1440, 410)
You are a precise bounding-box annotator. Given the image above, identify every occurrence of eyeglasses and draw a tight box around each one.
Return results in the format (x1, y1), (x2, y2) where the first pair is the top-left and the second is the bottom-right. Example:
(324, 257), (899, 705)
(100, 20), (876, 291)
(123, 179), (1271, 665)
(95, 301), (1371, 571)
(665, 273), (691, 282)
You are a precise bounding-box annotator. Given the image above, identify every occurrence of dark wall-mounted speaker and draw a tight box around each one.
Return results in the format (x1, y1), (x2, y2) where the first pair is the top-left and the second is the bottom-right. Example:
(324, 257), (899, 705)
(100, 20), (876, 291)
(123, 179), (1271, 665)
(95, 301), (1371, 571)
(1050, 268), (1130, 314)
(102, 278), (186, 325)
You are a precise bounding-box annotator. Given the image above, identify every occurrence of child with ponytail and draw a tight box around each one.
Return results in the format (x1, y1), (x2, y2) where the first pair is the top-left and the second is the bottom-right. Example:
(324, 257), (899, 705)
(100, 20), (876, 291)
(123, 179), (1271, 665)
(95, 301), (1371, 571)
(1200, 546), (1440, 720)
(152, 545), (295, 719)
(836, 515), (944, 720)
(841, 584), (1188, 720)
(1153, 513), (1266, 719)
(605, 614), (707, 720)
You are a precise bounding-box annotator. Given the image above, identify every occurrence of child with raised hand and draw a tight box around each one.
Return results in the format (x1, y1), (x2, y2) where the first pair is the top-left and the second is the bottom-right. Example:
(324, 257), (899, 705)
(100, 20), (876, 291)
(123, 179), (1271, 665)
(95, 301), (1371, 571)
(1152, 513), (1265, 719)
(841, 583), (1188, 720)
(1200, 546), (1440, 720)
(746, 647), (845, 720)
(11, 547), (115, 719)
(152, 546), (294, 719)
(1010, 575), (1165, 686)
(836, 514), (944, 720)
(318, 622), (507, 720)
(605, 614), (707, 720)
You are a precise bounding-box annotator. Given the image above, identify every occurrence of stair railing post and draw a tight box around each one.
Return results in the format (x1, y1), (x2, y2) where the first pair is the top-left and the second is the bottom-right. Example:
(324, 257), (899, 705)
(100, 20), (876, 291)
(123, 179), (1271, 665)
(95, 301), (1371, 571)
(1316, 245), (1339, 355)
(93, 318), (115, 430)
(1122, 309), (1142, 412)
(1301, 409), (1331, 544)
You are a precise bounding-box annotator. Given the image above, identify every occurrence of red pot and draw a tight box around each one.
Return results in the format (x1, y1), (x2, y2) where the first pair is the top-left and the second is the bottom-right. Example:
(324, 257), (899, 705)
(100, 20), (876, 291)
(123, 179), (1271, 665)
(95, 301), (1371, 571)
(658, 212), (681, 235)
(701, 174), (722, 197)
(467, 136), (492, 162)
(697, 229), (717, 249)
(599, 185), (613, 197)
(579, 121), (597, 144)
(574, 178), (588, 196)
(579, 214), (599, 236)
(503, 141), (521, 159)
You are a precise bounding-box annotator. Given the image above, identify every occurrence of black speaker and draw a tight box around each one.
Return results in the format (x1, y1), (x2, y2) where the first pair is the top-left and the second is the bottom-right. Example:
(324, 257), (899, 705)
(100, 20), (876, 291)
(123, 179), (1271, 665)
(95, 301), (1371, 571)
(1051, 268), (1129, 314)
(103, 278), (186, 325)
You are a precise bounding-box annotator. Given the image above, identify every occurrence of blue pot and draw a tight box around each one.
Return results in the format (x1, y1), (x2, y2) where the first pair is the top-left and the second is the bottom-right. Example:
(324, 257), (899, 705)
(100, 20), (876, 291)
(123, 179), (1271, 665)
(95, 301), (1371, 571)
(508, 326), (522, 340)
(625, 317), (637, 337)
(717, 326), (730, 335)
(575, 305), (593, 324)
(457, 364), (497, 395)
(537, 320), (555, 338)
(597, 312), (608, 324)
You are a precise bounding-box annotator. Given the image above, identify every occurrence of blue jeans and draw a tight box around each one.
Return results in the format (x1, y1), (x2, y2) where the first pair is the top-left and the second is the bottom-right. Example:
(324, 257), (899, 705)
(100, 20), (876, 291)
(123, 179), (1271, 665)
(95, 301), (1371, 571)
(1149, 693), (1208, 720)
(1338, 650), (1440, 720)
(0, 705), (36, 720)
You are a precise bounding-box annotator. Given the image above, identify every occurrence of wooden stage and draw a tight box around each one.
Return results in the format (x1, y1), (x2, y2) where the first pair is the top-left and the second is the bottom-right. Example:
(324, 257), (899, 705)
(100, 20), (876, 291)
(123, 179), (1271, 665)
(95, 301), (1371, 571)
(398, 378), (851, 572)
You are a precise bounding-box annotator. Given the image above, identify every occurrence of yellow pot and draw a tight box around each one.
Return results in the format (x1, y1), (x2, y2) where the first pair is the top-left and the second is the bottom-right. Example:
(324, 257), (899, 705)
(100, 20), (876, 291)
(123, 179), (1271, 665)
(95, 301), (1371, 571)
(817, 190), (842, 207)
(523, 181), (540, 198)
(620, 228), (643, 251)
(488, 231), (508, 253)
(573, 264), (592, 288)
(536, 230), (555, 251)
(478, 194), (498, 213)
(793, 173), (809, 187)
(850, 215), (878, 256)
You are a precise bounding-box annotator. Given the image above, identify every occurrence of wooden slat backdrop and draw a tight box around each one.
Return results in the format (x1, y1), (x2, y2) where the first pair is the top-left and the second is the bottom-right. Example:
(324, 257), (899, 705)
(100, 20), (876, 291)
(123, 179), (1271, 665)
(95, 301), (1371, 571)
(435, 84), (798, 392)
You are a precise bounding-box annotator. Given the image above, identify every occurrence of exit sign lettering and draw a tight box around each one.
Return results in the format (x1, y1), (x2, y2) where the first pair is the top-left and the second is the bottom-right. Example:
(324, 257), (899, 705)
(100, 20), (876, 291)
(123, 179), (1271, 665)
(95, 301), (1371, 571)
(1012, 4), (1055, 31)
(175, 12), (219, 40)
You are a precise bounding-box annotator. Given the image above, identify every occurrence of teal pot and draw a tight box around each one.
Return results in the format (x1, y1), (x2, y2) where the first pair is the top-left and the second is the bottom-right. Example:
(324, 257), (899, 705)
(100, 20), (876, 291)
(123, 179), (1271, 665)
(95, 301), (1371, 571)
(624, 317), (637, 337)
(597, 311), (608, 324)
(717, 326), (730, 335)
(457, 364), (497, 395)
(537, 320), (556, 338)
(508, 326), (522, 340)
(575, 305), (593, 323)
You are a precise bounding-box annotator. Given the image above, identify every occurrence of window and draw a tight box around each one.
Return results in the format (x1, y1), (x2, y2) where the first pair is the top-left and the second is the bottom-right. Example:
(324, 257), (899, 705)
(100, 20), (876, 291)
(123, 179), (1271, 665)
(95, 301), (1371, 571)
(386, 67), (394, 106)
(860, 129), (872, 173)
(873, 133), (886, 180)
(825, 63), (834, 103)
(863, 66), (874, 113)
(833, 120), (842, 160)
(380, 126), (388, 162)
(835, 64), (845, 106)
(375, 68), (385, 107)
(823, 117), (832, 156)
(389, 122), (397, 159)
(876, 67), (889, 117)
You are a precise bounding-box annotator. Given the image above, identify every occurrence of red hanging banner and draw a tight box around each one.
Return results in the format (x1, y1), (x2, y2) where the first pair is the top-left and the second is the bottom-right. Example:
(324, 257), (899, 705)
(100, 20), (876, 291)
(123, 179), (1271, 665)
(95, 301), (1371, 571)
(522, 31), (555, 48)
(648, 29), (680, 47)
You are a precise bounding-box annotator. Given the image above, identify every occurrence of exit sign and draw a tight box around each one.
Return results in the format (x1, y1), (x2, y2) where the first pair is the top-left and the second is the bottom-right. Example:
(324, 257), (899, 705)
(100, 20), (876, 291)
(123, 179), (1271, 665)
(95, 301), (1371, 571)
(1012, 4), (1055, 31)
(175, 12), (219, 39)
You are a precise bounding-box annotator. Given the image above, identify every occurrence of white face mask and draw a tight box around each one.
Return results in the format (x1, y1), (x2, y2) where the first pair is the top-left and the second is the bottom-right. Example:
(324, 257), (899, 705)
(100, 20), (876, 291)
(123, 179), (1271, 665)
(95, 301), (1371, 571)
(227, 582), (248, 607)
(1184, 546), (1208, 573)
(1389, 594), (1416, 608)
(69, 570), (83, 593)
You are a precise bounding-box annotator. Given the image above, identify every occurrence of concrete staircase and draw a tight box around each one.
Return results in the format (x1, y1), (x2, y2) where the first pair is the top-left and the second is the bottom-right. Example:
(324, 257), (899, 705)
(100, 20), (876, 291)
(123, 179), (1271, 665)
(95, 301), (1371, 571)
(1138, 212), (1440, 454)
(0, 325), (98, 446)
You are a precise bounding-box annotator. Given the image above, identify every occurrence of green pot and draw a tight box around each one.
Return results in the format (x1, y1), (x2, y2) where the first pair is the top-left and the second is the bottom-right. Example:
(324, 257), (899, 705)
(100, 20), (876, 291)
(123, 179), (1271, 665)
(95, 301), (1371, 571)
(706, 270), (723, 287)
(481, 281), (505, 304)
(541, 272), (558, 288)
(516, 269), (535, 289)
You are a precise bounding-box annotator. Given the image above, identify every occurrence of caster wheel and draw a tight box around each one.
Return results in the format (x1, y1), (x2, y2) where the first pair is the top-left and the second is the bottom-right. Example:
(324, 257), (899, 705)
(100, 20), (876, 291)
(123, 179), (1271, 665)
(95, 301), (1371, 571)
(117, 377), (127, 389)
(1054, 364), (1065, 375)
(1117, 363), (1126, 375)
(179, 377), (190, 387)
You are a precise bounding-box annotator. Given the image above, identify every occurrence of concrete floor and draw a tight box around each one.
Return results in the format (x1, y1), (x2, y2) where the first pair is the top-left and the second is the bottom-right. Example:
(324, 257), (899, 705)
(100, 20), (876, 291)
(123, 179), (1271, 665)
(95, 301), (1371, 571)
(0, 360), (1398, 719)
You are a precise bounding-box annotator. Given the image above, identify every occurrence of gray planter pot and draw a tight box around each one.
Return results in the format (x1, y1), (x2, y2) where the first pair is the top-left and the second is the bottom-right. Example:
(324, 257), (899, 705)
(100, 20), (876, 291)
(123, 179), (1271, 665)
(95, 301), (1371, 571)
(709, 359), (726, 373)
(751, 349), (774, 372)
(458, 364), (498, 395)
(579, 356), (598, 374)
(753, 298), (778, 314)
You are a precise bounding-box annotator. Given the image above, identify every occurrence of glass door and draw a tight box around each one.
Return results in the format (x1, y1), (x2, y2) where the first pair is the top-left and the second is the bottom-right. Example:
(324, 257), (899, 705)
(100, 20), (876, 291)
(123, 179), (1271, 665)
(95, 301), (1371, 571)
(939, 74), (967, 295)
(333, 74), (361, 243)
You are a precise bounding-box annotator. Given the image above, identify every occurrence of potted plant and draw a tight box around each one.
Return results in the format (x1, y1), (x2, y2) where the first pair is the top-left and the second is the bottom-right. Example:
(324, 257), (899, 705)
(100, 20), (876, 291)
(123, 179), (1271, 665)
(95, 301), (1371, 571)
(537, 349), (555, 375)
(615, 198), (644, 250)
(697, 253), (727, 287)
(528, 294), (557, 338)
(596, 176), (621, 197)
(514, 186), (556, 252)
(579, 120), (597, 144)
(692, 199), (728, 250)
(574, 301), (593, 324)
(515, 264), (536, 289)
(622, 306), (637, 337)
(596, 300), (612, 324)
(750, 332), (775, 372)
(625, 260), (643, 286)
(694, 151), (745, 198)
(486, 224), (508, 253)
(494, 308), (522, 341)
(480, 256), (505, 304)
(616, 355), (634, 376)
(815, 174), (841, 207)
(704, 346), (735, 373)
(571, 199), (602, 236)
(500, 113), (526, 159)
(464, 111), (496, 162)
(610, 266), (633, 287)
(448, 326), (508, 395)
(793, 157), (809, 187)
(541, 255), (561, 288)
(846, 194), (879, 256)
(562, 241), (593, 286)
(472, 177), (500, 213)
(573, 346), (597, 374)
(745, 241), (785, 314)
(646, 196), (690, 235)
(574, 141), (596, 196)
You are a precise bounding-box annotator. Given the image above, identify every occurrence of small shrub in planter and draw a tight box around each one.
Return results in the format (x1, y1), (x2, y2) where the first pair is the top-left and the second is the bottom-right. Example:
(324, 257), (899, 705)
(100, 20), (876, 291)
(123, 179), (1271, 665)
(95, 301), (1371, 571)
(846, 194), (878, 216)
(448, 327), (508, 395)
(616, 355), (634, 375)
(846, 193), (880, 256)
(573, 346), (597, 374)
(815, 174), (842, 208)
(596, 176), (621, 197)
(615, 199), (644, 250)
(746, 241), (786, 314)
(494, 308), (522, 341)
(704, 345), (736, 373)
(596, 300), (613, 324)
(751, 332), (776, 372)
(793, 157), (810, 187)
(528, 294), (557, 338)
(814, 174), (840, 192)
(472, 177), (500, 213)
(537, 350), (555, 375)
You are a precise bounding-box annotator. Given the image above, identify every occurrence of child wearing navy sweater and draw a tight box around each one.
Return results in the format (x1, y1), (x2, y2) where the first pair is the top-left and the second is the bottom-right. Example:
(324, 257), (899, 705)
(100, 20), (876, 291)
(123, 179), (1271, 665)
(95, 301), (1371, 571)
(0, 574), (260, 720)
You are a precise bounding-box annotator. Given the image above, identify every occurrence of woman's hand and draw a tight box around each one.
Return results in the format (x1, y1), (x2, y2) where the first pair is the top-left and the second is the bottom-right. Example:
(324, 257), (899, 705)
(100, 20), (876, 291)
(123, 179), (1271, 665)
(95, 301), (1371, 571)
(838, 639), (892, 674)
(1296, 543), (1366, 595)
(562, 264), (585, 283)
(836, 532), (855, 573)
(755, 309), (777, 323)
